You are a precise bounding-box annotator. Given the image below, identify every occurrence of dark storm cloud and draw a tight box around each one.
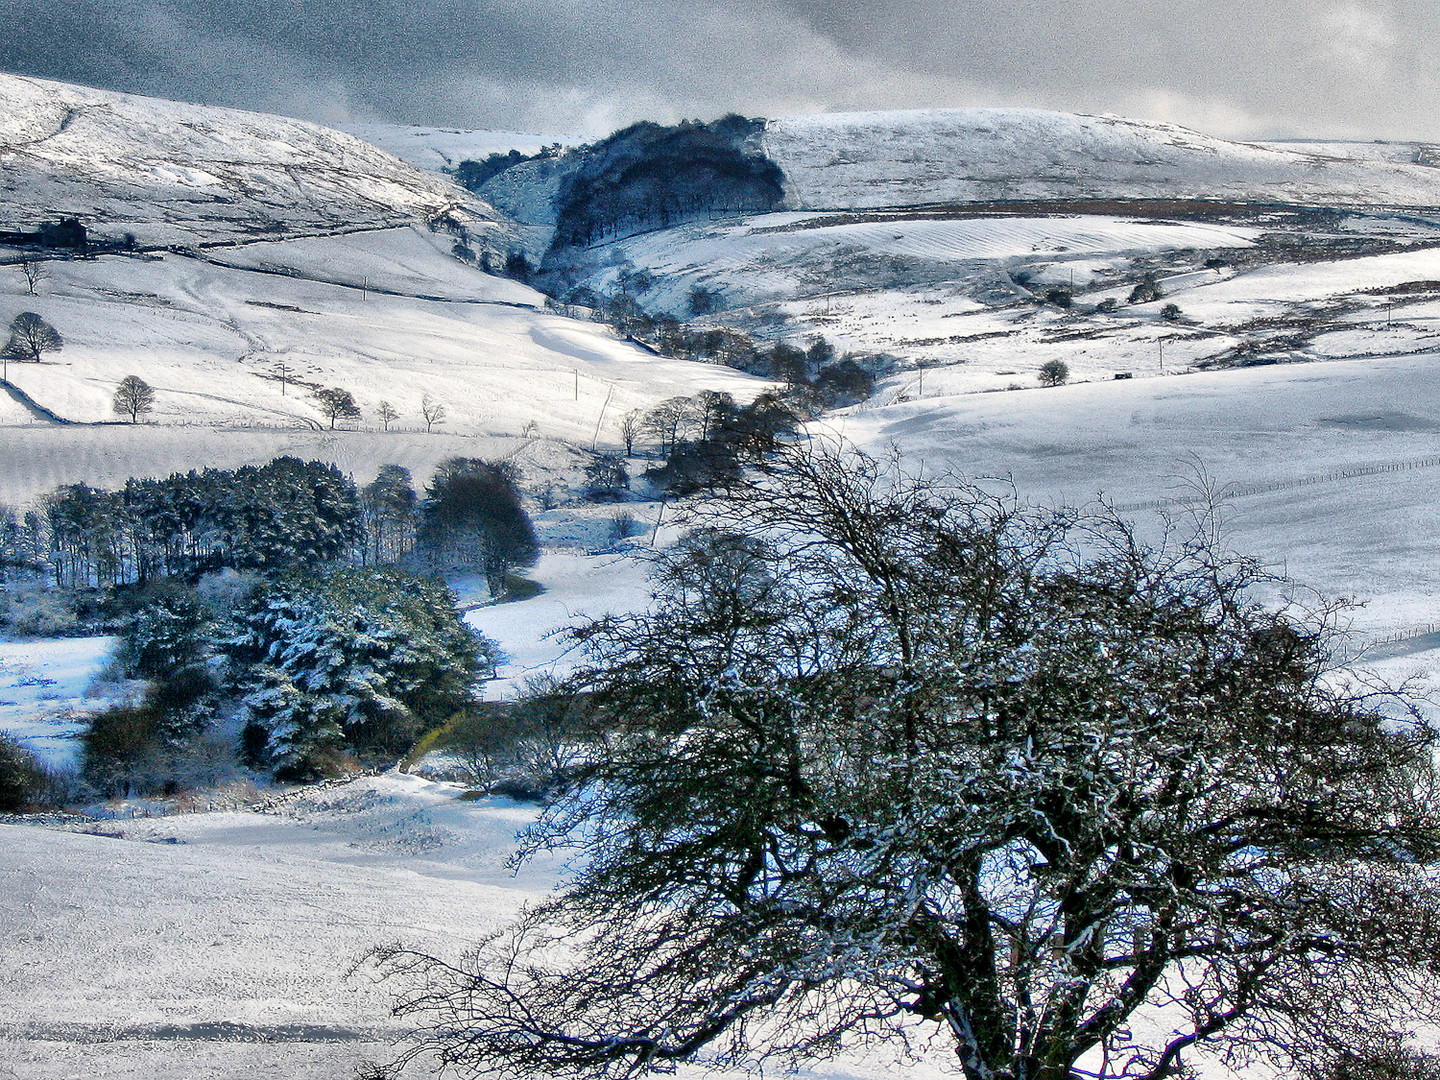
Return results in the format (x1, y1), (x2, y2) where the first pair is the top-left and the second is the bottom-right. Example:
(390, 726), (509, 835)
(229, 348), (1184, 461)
(2, 0), (1437, 139)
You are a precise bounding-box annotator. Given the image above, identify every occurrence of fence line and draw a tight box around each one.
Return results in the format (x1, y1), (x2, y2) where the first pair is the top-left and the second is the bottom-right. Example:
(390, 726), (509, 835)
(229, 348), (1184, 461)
(1114, 454), (1440, 513)
(1366, 622), (1440, 648)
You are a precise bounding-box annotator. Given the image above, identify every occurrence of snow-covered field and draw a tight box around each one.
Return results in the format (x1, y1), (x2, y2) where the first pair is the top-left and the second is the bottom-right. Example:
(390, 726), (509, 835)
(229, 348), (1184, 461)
(0, 774), (557, 1079)
(562, 201), (1440, 396)
(832, 352), (1440, 644)
(0, 226), (769, 505)
(566, 210), (1259, 316)
(0, 637), (117, 771)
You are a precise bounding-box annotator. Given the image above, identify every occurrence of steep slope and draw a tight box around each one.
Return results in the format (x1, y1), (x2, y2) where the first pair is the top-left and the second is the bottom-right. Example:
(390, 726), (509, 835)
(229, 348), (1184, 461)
(0, 73), (504, 247)
(764, 108), (1440, 210)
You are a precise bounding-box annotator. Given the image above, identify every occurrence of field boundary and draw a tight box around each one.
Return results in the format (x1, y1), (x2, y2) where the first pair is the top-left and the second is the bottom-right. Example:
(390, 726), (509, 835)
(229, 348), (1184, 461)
(1114, 454), (1440, 513)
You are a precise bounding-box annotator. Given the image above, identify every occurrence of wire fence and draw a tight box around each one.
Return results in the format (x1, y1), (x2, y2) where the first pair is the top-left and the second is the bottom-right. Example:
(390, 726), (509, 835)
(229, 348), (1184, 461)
(1366, 622), (1440, 648)
(1114, 454), (1440, 513)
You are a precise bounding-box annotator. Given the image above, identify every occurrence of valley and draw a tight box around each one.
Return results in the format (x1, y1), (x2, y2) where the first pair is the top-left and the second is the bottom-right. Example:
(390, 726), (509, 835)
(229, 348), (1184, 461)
(3, 72), (1440, 1080)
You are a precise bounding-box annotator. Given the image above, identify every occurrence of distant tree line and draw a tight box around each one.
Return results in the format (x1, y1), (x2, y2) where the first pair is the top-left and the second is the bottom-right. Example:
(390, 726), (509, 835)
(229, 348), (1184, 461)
(4, 456), (538, 593)
(617, 390), (797, 496)
(557, 274), (881, 400)
(452, 144), (565, 193)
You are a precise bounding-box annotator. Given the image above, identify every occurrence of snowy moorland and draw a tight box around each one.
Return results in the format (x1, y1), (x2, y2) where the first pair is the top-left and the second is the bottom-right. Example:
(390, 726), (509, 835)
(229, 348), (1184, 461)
(0, 73), (504, 248)
(763, 108), (1440, 210)
(4, 80), (1440, 1080)
(559, 202), (1440, 392)
(335, 123), (576, 174)
(0, 225), (767, 505)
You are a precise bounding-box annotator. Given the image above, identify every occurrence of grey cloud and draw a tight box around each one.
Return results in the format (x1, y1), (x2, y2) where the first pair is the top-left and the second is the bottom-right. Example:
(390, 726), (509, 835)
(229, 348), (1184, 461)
(2, 0), (1438, 140)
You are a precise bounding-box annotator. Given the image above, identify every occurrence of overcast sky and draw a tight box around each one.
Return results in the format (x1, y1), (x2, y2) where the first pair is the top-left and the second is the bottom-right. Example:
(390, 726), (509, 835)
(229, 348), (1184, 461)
(3, 0), (1437, 141)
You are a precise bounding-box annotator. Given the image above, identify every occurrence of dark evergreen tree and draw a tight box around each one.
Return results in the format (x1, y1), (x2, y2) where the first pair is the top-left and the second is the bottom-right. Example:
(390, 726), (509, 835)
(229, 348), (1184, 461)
(418, 459), (539, 595)
(223, 458), (362, 572)
(228, 567), (491, 778)
(810, 359), (876, 407)
(0, 733), (46, 811)
(362, 465), (419, 566)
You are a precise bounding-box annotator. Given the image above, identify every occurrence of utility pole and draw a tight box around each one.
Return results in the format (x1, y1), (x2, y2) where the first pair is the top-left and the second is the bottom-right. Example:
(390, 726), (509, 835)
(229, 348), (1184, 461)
(1159, 339), (1165, 374)
(276, 359), (288, 396)
(574, 369), (579, 401)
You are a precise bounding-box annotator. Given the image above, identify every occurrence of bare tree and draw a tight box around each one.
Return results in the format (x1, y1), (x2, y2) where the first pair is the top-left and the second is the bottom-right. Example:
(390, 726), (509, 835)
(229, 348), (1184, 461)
(641, 395), (692, 459)
(420, 394), (446, 433)
(112, 375), (155, 423)
(617, 409), (642, 456)
(2, 312), (62, 365)
(376, 400), (399, 431)
(369, 444), (1440, 1080)
(312, 387), (361, 429)
(692, 389), (735, 443)
(17, 259), (46, 297)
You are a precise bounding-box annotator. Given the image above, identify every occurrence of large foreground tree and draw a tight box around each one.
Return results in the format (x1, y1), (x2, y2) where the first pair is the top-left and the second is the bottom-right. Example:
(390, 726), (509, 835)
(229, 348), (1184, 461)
(370, 445), (1440, 1080)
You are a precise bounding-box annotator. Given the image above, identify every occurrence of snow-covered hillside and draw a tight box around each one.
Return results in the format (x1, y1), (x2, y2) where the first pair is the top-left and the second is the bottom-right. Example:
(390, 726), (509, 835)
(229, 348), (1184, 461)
(0, 225), (768, 504)
(0, 775), (561, 1079)
(764, 108), (1440, 210)
(6, 83), (1440, 1080)
(565, 210), (1259, 315)
(0, 74), (503, 247)
(335, 123), (575, 173)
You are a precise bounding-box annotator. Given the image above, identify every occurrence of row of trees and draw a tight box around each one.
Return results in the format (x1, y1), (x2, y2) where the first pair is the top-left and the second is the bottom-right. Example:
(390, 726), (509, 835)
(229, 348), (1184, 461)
(56, 456), (535, 788)
(567, 280), (882, 403)
(314, 389), (447, 432)
(4, 456), (537, 593)
(621, 389), (801, 496)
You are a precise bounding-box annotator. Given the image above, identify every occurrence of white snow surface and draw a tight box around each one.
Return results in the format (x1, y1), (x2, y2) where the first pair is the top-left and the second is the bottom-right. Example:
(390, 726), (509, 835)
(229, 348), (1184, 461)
(0, 226), (769, 505)
(0, 636), (118, 771)
(0, 88), (1436, 1080)
(0, 773), (557, 1078)
(0, 73), (502, 246)
(764, 108), (1440, 210)
(568, 209), (1258, 316)
(829, 351), (1440, 645)
(335, 123), (576, 173)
